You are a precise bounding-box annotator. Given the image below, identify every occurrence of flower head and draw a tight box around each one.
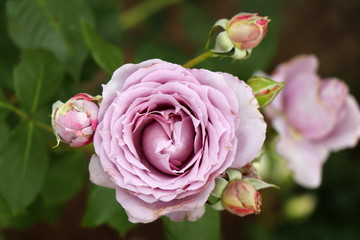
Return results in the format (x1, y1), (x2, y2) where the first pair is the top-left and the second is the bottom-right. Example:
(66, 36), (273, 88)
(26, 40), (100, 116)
(89, 59), (266, 223)
(265, 55), (360, 188)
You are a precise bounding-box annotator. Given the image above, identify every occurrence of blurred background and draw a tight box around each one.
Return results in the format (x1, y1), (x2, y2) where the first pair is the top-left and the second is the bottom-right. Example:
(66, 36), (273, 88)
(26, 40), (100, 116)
(1, 0), (360, 239)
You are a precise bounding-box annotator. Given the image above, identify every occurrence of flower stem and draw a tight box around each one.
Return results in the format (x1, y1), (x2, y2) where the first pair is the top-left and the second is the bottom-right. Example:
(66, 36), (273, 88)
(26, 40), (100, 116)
(119, 0), (182, 30)
(0, 101), (53, 133)
(182, 51), (214, 68)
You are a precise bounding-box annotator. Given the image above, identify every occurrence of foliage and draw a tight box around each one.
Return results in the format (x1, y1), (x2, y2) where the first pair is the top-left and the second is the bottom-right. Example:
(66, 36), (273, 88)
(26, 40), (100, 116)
(0, 0), (359, 239)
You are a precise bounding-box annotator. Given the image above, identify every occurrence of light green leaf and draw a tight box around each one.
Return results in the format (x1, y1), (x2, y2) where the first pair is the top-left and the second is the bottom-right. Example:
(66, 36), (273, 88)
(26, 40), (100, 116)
(81, 20), (123, 74)
(163, 205), (221, 240)
(0, 122), (49, 214)
(82, 185), (134, 236)
(41, 152), (85, 206)
(14, 49), (65, 115)
(6, 0), (95, 79)
(244, 178), (280, 190)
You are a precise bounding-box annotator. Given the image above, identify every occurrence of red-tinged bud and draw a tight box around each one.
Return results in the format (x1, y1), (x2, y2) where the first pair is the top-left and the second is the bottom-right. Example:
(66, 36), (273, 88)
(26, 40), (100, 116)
(247, 76), (284, 107)
(51, 93), (101, 147)
(221, 179), (262, 217)
(227, 13), (270, 50)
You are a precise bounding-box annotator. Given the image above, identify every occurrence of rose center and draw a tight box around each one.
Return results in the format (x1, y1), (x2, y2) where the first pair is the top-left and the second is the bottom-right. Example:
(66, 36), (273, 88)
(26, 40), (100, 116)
(141, 114), (194, 174)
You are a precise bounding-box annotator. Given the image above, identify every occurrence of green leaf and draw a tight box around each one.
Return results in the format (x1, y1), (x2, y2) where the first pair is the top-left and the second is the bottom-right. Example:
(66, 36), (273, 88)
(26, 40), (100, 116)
(81, 20), (123, 74)
(41, 152), (85, 206)
(0, 122), (49, 214)
(163, 205), (221, 240)
(0, 194), (13, 228)
(6, 0), (95, 79)
(14, 49), (65, 114)
(82, 185), (134, 236)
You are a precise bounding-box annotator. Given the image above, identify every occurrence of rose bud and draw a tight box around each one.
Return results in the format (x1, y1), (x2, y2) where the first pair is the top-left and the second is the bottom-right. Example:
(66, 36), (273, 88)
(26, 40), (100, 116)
(221, 179), (262, 217)
(210, 13), (270, 59)
(247, 76), (284, 108)
(226, 13), (270, 50)
(51, 93), (100, 147)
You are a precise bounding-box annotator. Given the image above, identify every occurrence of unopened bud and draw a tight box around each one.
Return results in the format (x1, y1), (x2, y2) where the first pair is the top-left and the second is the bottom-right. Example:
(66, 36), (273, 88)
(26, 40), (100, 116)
(208, 12), (270, 60)
(51, 93), (101, 147)
(247, 76), (284, 107)
(221, 179), (262, 217)
(227, 13), (270, 50)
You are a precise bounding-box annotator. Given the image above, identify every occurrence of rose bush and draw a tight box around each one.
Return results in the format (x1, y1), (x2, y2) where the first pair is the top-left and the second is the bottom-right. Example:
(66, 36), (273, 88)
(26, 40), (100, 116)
(265, 55), (360, 188)
(89, 59), (266, 223)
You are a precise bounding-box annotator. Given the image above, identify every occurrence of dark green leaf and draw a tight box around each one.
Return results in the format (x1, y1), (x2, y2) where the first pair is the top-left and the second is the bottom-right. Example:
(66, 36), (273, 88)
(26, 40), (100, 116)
(14, 49), (65, 114)
(0, 194), (12, 228)
(163, 205), (221, 240)
(41, 152), (85, 206)
(0, 122), (49, 214)
(81, 20), (123, 74)
(6, 0), (95, 79)
(82, 185), (134, 236)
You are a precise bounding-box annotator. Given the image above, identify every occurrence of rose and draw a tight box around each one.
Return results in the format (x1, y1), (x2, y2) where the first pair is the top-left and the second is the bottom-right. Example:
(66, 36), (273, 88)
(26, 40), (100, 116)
(89, 59), (266, 223)
(265, 55), (360, 188)
(51, 93), (99, 147)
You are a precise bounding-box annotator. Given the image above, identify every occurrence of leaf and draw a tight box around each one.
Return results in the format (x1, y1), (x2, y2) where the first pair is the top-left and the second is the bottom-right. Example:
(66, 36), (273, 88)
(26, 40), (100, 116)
(14, 49), (65, 115)
(82, 185), (134, 236)
(0, 122), (49, 214)
(81, 20), (123, 74)
(41, 152), (85, 206)
(6, 0), (95, 79)
(0, 194), (13, 228)
(163, 205), (221, 240)
(244, 178), (280, 190)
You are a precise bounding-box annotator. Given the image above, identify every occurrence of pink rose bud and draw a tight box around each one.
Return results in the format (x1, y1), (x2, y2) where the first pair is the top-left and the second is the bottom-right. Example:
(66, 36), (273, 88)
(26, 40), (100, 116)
(51, 93), (100, 147)
(209, 13), (270, 59)
(247, 76), (284, 107)
(221, 179), (262, 217)
(227, 13), (270, 50)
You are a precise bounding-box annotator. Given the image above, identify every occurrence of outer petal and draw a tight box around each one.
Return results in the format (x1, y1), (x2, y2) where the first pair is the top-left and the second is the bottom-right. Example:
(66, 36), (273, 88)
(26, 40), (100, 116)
(115, 182), (214, 223)
(266, 55), (319, 119)
(273, 117), (329, 188)
(318, 96), (360, 151)
(89, 154), (116, 189)
(99, 59), (163, 121)
(219, 73), (266, 167)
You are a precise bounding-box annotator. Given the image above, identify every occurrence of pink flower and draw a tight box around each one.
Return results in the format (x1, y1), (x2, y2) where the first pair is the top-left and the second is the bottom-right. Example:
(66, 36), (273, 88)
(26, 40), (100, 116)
(52, 93), (99, 147)
(89, 59), (266, 223)
(266, 55), (360, 188)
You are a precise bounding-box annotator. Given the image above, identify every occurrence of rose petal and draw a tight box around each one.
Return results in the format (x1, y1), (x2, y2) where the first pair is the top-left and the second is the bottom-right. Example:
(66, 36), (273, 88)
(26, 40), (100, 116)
(89, 154), (116, 189)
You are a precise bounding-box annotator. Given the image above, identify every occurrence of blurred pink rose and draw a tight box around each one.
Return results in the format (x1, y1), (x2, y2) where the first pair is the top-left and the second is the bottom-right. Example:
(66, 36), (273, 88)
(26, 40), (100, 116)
(52, 93), (99, 147)
(89, 59), (266, 223)
(266, 55), (360, 188)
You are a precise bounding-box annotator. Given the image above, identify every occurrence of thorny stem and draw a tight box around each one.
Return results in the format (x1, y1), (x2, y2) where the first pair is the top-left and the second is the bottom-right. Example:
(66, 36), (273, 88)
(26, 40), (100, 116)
(182, 51), (214, 68)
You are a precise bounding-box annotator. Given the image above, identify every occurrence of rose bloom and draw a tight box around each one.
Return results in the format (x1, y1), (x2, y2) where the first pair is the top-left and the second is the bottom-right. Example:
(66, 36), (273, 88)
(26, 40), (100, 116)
(89, 59), (266, 223)
(265, 55), (360, 188)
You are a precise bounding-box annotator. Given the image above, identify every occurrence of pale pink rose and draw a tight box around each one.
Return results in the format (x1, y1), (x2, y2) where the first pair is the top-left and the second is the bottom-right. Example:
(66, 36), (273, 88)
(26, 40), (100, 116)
(266, 55), (360, 188)
(52, 93), (99, 147)
(89, 59), (266, 223)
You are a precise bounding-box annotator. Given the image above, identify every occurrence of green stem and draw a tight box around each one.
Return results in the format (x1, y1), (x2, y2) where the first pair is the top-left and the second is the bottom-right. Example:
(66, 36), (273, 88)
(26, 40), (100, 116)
(0, 101), (53, 133)
(119, 0), (182, 30)
(182, 51), (214, 68)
